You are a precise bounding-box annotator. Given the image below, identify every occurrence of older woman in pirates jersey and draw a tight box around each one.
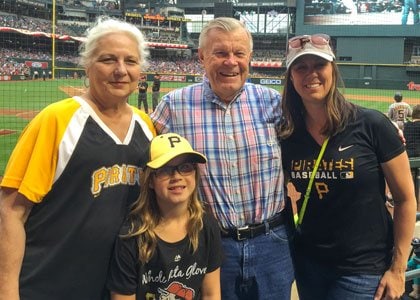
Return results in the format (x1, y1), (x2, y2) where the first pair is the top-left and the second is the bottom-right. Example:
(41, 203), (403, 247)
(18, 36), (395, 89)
(0, 17), (156, 300)
(280, 34), (416, 300)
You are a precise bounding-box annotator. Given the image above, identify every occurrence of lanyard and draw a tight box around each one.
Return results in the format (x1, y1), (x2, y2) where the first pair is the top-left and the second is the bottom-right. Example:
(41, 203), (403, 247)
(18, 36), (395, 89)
(295, 137), (329, 227)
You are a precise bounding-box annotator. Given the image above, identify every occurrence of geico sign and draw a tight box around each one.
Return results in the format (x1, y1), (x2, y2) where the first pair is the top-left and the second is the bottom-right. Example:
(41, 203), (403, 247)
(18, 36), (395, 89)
(260, 79), (281, 85)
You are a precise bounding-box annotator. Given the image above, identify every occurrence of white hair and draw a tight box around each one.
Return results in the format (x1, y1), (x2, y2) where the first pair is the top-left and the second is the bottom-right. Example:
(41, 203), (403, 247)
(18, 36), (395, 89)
(79, 16), (149, 70)
(198, 17), (253, 51)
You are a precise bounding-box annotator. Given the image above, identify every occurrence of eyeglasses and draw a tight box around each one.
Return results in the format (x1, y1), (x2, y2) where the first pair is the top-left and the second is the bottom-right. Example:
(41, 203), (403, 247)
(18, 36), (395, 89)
(153, 162), (196, 179)
(288, 34), (330, 50)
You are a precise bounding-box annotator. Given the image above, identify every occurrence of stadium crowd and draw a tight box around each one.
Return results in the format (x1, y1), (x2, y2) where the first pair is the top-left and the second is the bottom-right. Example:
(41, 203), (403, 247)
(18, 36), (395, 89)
(0, 47), (206, 76)
(0, 14), (68, 35)
(0, 47), (282, 77)
(0, 11), (286, 77)
(0, 58), (29, 77)
(0, 12), (287, 64)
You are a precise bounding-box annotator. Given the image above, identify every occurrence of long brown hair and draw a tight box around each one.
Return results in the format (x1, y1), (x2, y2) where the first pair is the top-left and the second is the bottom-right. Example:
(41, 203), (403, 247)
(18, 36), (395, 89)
(279, 61), (357, 139)
(122, 166), (204, 264)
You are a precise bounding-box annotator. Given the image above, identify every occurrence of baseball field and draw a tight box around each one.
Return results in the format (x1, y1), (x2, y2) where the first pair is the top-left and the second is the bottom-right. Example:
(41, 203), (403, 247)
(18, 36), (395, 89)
(0, 78), (419, 175)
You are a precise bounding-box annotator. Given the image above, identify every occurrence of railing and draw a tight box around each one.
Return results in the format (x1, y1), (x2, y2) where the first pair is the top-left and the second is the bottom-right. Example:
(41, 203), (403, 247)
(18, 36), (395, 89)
(403, 158), (420, 285)
(405, 212), (420, 282)
(404, 165), (420, 293)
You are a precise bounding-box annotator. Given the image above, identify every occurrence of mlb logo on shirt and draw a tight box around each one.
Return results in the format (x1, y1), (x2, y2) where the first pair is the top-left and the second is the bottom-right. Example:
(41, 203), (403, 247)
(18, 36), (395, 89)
(340, 171), (354, 179)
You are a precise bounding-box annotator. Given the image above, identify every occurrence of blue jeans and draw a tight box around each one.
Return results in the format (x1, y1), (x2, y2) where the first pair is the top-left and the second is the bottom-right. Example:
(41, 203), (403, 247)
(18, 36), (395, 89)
(402, 0), (419, 25)
(220, 224), (294, 300)
(295, 254), (382, 300)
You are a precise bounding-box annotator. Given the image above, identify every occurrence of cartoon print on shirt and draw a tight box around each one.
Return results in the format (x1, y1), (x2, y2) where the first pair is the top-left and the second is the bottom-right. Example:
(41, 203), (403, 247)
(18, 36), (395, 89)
(143, 276), (198, 299)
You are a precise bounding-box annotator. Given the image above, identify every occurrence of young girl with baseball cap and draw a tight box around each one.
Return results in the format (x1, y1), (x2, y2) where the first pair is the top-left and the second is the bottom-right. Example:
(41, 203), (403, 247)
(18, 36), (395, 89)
(107, 133), (222, 300)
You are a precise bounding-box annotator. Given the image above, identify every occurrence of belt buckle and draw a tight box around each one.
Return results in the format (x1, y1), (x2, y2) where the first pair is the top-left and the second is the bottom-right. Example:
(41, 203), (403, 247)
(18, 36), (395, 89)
(236, 225), (249, 241)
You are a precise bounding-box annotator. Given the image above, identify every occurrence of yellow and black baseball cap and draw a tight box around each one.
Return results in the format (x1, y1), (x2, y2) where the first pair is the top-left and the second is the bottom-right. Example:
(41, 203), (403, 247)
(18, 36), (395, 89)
(147, 133), (207, 169)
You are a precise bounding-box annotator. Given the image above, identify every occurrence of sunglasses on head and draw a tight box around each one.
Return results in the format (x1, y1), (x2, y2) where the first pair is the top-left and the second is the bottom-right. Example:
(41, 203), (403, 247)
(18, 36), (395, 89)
(288, 34), (330, 49)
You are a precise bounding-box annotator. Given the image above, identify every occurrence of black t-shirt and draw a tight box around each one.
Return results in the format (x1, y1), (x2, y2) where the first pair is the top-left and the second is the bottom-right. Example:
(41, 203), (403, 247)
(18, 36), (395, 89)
(138, 81), (148, 94)
(282, 108), (404, 275)
(107, 213), (223, 299)
(404, 120), (420, 157)
(152, 78), (161, 92)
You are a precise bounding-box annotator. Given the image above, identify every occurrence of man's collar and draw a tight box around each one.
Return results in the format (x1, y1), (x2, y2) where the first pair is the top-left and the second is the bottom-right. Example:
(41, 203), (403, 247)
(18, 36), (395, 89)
(202, 75), (245, 104)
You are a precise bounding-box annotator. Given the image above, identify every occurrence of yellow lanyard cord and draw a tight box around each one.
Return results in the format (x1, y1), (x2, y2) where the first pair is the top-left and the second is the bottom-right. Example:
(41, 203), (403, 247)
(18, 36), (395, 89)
(295, 137), (329, 227)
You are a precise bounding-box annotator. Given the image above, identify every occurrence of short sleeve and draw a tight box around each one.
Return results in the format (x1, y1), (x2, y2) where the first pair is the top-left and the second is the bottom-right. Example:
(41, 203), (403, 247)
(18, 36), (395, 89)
(369, 110), (405, 163)
(204, 213), (223, 273)
(107, 230), (140, 295)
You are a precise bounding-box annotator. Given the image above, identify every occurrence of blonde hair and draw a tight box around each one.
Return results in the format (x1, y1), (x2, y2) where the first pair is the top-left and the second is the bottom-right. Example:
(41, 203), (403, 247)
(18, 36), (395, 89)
(123, 167), (204, 264)
(79, 16), (149, 70)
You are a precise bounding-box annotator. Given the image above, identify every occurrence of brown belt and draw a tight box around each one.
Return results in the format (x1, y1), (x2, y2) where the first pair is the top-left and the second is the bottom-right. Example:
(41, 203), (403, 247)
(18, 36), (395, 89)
(220, 213), (284, 241)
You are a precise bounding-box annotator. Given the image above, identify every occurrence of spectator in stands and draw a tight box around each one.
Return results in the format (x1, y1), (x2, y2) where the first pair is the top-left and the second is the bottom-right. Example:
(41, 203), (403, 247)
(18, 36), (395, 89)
(401, 0), (419, 25)
(0, 17), (156, 300)
(388, 91), (412, 130)
(0, 47), (206, 76)
(151, 17), (294, 299)
(151, 72), (161, 111)
(404, 104), (420, 158)
(280, 33), (416, 300)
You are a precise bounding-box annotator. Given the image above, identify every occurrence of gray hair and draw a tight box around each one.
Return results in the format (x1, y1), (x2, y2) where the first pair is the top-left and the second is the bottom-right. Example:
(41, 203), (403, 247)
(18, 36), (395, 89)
(198, 17), (253, 51)
(79, 16), (149, 70)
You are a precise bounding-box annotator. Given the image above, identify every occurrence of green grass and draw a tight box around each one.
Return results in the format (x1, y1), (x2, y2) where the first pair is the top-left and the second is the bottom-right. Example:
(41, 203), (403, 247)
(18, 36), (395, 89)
(0, 79), (78, 109)
(344, 88), (420, 113)
(342, 87), (419, 97)
(0, 79), (419, 174)
(347, 99), (390, 112)
(0, 134), (19, 174)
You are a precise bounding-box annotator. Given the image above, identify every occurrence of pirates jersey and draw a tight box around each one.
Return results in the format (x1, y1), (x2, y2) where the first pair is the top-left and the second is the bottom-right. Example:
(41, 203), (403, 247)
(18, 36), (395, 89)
(1, 96), (156, 300)
(282, 108), (404, 275)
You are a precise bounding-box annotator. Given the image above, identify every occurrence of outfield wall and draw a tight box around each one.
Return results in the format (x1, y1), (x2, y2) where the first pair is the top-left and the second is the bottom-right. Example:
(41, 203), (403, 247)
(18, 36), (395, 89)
(3, 63), (420, 92)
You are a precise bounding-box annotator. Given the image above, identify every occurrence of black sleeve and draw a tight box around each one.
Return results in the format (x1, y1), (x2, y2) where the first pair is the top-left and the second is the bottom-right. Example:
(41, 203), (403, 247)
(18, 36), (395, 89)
(203, 213), (223, 273)
(106, 230), (140, 295)
(368, 109), (405, 163)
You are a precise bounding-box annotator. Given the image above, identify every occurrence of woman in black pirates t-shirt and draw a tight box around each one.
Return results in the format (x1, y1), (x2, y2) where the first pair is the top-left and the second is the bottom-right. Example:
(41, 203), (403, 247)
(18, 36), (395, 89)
(279, 34), (417, 300)
(107, 133), (222, 300)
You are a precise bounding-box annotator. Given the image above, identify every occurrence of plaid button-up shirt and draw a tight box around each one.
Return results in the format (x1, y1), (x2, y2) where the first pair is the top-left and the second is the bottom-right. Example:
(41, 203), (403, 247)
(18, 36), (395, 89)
(150, 77), (285, 229)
